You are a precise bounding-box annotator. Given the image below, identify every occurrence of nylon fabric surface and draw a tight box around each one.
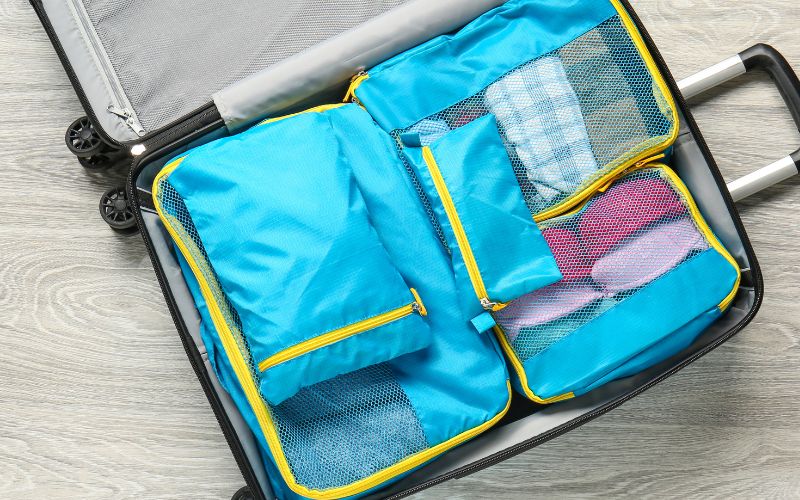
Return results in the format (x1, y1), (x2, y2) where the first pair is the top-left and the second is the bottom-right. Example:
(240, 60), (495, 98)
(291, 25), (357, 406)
(144, 0), (744, 496)
(354, 0), (676, 222)
(178, 251), (424, 500)
(354, 0), (618, 132)
(164, 110), (432, 406)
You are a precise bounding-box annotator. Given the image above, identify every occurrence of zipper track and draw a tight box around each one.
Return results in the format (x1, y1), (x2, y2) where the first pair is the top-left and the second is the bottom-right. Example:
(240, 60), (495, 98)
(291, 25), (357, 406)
(258, 296), (424, 372)
(421, 148), (490, 302)
(31, 0), (219, 148)
(30, 0), (121, 147)
(421, 147), (505, 312)
(537, 153), (666, 227)
(122, 1), (764, 498)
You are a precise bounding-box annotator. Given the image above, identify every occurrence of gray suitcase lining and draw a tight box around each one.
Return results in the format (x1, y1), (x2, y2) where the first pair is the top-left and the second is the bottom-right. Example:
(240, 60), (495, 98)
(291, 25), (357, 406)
(40, 0), (503, 144)
(41, 0), (416, 142)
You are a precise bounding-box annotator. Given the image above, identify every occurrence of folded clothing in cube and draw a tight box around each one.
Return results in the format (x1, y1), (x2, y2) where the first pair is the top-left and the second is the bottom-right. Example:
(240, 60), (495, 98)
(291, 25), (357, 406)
(494, 166), (740, 403)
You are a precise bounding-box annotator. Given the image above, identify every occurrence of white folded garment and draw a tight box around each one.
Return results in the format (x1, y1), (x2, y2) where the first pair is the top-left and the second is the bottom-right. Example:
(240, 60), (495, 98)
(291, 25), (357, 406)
(485, 55), (599, 199)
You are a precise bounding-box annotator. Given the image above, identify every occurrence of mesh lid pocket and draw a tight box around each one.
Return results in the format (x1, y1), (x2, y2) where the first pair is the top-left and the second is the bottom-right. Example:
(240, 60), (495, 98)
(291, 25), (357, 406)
(494, 166), (741, 403)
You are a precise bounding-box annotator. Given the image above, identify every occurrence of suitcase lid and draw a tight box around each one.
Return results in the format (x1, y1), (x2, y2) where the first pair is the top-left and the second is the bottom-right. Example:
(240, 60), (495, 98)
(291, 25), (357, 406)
(38, 0), (503, 147)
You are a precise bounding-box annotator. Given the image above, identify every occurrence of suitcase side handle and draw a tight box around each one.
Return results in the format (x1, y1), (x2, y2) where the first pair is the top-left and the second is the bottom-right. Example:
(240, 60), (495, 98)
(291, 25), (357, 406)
(678, 44), (800, 202)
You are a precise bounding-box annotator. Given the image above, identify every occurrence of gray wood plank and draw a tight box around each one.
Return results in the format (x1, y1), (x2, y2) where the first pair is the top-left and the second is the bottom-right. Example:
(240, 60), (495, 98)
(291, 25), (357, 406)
(0, 0), (797, 498)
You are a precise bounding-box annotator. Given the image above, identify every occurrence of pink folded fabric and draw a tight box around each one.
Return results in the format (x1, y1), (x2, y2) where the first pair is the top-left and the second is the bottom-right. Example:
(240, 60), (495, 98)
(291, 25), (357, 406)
(592, 217), (708, 294)
(578, 177), (687, 259)
(495, 281), (603, 341)
(542, 227), (593, 280)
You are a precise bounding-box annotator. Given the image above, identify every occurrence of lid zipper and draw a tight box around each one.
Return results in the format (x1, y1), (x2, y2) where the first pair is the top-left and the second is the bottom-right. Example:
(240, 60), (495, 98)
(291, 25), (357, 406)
(108, 105), (146, 136)
(67, 0), (146, 137)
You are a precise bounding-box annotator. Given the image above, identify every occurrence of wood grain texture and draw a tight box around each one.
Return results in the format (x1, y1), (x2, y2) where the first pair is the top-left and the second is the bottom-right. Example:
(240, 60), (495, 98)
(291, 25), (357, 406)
(0, 0), (797, 498)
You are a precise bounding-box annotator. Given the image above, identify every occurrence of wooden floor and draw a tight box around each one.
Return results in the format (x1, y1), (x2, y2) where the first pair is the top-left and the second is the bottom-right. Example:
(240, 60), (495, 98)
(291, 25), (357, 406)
(1, 0), (798, 498)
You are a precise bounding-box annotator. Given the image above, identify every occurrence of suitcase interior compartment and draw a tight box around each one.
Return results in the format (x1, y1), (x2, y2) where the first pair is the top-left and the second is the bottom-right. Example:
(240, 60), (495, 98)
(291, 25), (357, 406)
(132, 100), (759, 500)
(39, 0), (409, 143)
(121, 1), (761, 498)
(38, 0), (504, 145)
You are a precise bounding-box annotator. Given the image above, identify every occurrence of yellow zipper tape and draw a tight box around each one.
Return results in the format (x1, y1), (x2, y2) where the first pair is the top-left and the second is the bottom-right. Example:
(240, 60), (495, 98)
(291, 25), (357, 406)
(410, 287), (428, 316)
(495, 322), (576, 404)
(421, 147), (506, 311)
(539, 154), (666, 229)
(258, 291), (425, 372)
(257, 103), (347, 126)
(153, 159), (512, 499)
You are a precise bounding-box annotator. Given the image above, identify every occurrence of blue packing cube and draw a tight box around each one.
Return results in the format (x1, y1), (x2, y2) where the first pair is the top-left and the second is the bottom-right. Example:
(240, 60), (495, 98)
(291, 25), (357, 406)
(156, 105), (433, 406)
(493, 166), (741, 403)
(402, 114), (562, 326)
(349, 0), (679, 222)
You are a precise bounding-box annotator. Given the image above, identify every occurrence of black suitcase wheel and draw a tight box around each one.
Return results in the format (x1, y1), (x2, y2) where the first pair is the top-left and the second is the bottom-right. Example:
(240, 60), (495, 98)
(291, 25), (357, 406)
(66, 116), (104, 158)
(66, 116), (122, 170)
(79, 154), (114, 170)
(231, 486), (254, 500)
(99, 186), (137, 231)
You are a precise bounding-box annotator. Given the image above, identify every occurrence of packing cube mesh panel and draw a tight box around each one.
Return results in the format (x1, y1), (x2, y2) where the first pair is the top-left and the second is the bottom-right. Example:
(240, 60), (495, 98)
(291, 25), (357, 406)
(154, 175), (429, 491)
(494, 167), (723, 363)
(395, 14), (675, 240)
(80, 0), (409, 133)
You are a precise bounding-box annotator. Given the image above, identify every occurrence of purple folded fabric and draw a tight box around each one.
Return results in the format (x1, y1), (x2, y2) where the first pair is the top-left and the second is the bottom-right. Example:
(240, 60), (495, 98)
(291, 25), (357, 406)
(542, 227), (593, 281)
(495, 281), (603, 341)
(578, 177), (687, 259)
(592, 217), (708, 294)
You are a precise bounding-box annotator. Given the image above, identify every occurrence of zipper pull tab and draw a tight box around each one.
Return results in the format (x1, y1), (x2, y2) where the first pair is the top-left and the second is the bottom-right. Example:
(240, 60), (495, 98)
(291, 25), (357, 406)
(107, 105), (145, 136)
(635, 153), (666, 169)
(343, 71), (368, 103)
(410, 288), (427, 316)
(480, 297), (506, 312)
(599, 153), (668, 193)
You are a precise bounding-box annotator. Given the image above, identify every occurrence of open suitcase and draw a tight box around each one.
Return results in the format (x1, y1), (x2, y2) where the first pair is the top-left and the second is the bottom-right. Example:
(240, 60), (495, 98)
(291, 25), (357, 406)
(31, 0), (800, 498)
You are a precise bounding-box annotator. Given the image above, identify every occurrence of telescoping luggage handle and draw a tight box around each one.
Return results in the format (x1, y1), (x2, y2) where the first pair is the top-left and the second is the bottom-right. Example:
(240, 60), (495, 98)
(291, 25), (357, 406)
(678, 44), (800, 202)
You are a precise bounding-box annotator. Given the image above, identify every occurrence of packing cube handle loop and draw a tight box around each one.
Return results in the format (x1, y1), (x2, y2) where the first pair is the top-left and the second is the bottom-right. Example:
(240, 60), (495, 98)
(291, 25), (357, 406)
(678, 44), (800, 201)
